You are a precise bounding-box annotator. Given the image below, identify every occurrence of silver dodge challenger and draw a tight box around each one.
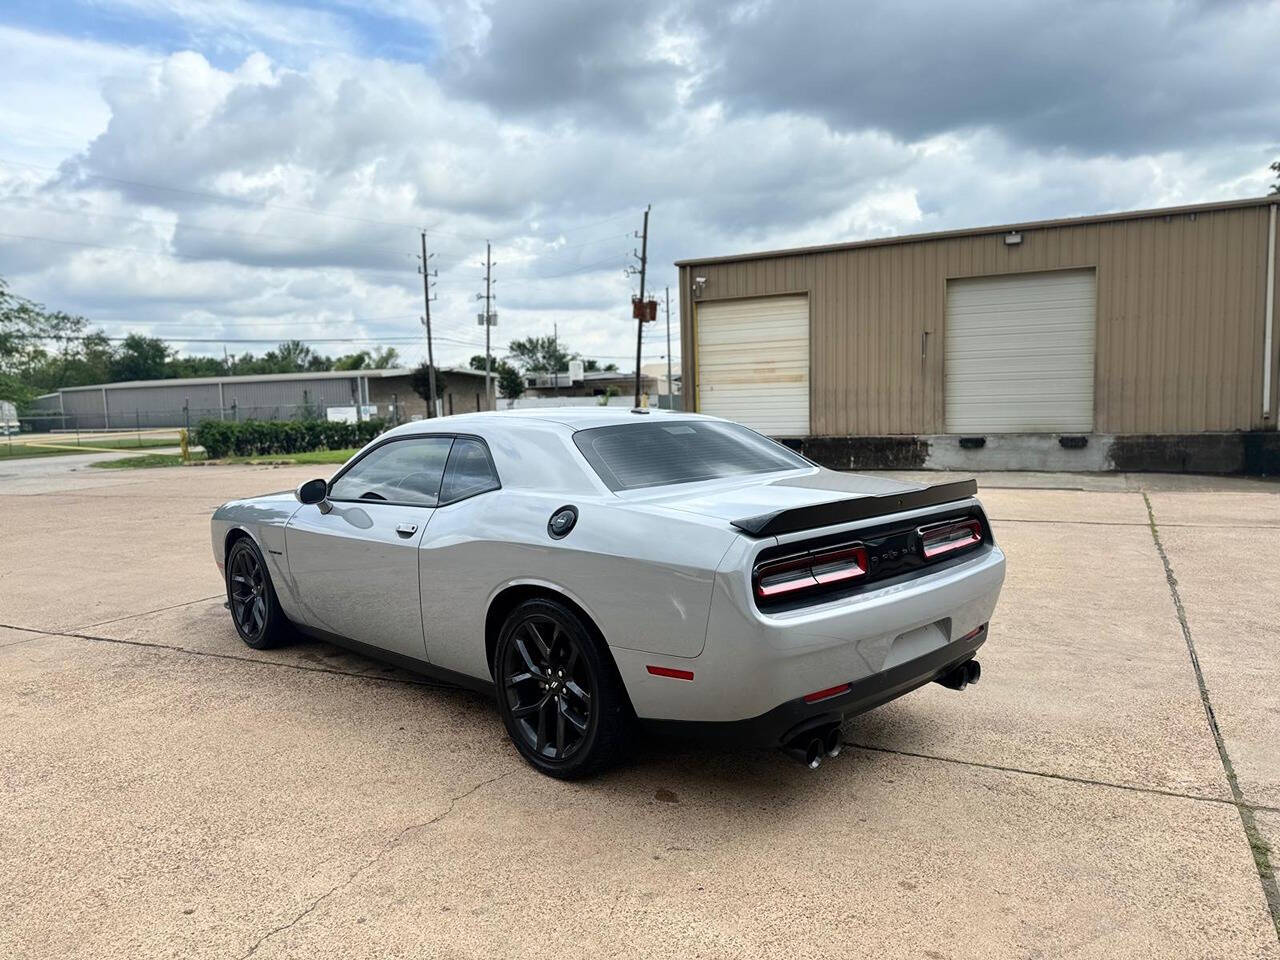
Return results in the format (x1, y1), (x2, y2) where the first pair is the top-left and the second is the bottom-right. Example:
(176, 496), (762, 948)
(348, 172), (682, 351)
(212, 408), (1005, 778)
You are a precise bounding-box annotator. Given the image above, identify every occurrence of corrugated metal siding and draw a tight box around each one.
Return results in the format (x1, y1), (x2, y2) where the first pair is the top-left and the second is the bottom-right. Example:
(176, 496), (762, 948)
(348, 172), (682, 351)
(222, 376), (355, 411)
(104, 383), (221, 416)
(682, 203), (1277, 435)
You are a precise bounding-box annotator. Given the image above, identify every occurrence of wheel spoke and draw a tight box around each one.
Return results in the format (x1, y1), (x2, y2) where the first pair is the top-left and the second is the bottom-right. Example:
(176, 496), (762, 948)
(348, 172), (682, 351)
(512, 636), (544, 678)
(563, 679), (590, 704)
(559, 698), (587, 733)
(505, 671), (538, 689)
(512, 694), (548, 719)
(535, 699), (549, 752)
(251, 598), (265, 631)
(555, 701), (566, 755)
(525, 621), (551, 659)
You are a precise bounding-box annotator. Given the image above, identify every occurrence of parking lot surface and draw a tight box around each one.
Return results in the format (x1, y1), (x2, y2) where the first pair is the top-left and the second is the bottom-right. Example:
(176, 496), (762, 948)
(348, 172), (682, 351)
(2, 457), (1278, 959)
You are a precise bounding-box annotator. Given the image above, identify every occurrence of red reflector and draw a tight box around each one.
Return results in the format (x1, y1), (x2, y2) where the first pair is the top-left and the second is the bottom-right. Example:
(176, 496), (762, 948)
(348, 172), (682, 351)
(646, 665), (694, 681)
(919, 518), (983, 559)
(803, 683), (851, 704)
(957, 623), (987, 643)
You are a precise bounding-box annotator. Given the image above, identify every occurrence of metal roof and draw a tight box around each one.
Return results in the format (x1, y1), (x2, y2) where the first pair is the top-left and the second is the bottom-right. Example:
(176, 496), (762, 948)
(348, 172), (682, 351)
(56, 366), (493, 393)
(675, 195), (1278, 267)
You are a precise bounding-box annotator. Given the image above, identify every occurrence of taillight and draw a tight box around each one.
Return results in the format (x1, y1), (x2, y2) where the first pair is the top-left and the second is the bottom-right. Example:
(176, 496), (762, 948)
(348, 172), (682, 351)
(754, 543), (868, 601)
(918, 517), (983, 559)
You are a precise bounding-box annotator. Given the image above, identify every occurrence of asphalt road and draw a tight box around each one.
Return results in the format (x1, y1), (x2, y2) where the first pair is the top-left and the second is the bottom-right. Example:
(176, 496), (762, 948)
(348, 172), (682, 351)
(1, 460), (1278, 959)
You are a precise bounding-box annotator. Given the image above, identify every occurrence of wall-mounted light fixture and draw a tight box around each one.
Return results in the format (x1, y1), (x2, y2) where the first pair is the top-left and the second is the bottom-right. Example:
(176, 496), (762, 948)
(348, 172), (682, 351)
(692, 276), (708, 296)
(1004, 231), (1023, 246)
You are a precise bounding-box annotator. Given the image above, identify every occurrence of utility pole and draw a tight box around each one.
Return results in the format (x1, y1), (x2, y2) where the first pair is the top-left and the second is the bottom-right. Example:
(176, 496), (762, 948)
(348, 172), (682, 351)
(476, 242), (496, 409)
(418, 231), (438, 417)
(665, 285), (672, 403)
(632, 204), (651, 408)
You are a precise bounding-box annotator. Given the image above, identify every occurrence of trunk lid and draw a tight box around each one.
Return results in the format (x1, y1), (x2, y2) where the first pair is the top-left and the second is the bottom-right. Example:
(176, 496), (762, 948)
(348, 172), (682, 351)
(625, 468), (932, 530)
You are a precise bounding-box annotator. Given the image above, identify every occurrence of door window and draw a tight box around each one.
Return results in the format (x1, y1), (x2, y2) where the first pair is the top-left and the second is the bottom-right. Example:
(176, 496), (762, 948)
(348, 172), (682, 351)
(440, 437), (501, 503)
(329, 437), (453, 505)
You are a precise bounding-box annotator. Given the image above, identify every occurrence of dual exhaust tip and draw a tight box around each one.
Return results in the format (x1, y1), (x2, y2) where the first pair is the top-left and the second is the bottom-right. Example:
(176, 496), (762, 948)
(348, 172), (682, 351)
(934, 657), (981, 692)
(783, 658), (983, 769)
(784, 725), (843, 769)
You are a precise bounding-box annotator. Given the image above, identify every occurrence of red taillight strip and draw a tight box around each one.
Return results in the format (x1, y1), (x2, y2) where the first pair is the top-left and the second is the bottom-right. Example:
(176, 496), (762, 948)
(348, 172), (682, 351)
(803, 683), (851, 703)
(646, 665), (694, 681)
(754, 542), (868, 600)
(919, 518), (983, 559)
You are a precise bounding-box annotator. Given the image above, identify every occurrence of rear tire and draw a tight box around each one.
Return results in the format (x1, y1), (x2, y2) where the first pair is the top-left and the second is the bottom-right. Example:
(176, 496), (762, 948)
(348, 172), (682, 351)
(494, 598), (630, 779)
(225, 537), (289, 650)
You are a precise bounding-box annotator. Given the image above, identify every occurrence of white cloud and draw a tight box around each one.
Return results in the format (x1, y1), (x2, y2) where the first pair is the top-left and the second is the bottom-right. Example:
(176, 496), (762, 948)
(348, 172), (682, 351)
(1, 1), (1277, 372)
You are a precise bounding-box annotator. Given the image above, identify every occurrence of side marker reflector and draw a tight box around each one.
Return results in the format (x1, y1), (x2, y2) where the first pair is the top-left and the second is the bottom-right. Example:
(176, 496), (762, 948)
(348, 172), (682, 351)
(646, 665), (694, 681)
(803, 683), (851, 704)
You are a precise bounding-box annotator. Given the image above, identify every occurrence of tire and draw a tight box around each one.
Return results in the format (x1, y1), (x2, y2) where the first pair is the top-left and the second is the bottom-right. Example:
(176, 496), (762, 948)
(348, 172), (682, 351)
(494, 598), (631, 779)
(225, 537), (289, 650)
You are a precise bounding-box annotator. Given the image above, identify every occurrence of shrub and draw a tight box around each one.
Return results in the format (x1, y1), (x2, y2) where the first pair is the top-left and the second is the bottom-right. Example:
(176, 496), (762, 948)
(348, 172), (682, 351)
(194, 417), (387, 459)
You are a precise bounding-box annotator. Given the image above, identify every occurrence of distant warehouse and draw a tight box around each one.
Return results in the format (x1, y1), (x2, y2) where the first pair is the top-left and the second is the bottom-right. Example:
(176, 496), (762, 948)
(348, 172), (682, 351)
(677, 196), (1280, 473)
(27, 367), (494, 430)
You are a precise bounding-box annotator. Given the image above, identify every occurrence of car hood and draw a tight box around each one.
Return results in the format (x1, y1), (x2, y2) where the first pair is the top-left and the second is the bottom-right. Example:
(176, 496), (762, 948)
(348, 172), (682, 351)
(629, 469), (924, 526)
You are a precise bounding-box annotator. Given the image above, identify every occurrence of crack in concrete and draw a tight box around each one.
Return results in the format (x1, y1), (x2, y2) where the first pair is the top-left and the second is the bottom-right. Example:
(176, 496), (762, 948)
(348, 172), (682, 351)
(1143, 491), (1280, 942)
(843, 741), (1280, 816)
(72, 594), (225, 630)
(236, 770), (514, 959)
(0, 622), (466, 693)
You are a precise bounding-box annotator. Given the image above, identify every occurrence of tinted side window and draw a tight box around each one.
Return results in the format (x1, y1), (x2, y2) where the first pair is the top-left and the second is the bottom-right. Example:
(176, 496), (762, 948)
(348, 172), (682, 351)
(329, 437), (453, 506)
(440, 437), (500, 503)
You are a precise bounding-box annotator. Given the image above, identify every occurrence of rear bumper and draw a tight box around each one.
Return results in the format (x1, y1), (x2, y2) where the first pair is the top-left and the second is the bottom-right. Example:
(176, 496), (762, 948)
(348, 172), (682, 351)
(638, 624), (988, 748)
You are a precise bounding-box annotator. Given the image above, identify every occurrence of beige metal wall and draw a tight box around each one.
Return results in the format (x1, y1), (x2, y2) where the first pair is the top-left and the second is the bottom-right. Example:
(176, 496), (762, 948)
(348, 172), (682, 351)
(680, 201), (1280, 435)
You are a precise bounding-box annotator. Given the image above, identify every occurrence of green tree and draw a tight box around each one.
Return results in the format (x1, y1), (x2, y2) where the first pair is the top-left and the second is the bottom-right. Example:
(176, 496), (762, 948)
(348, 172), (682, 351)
(110, 333), (172, 382)
(469, 353), (523, 398)
(0, 278), (90, 405)
(1271, 159), (1280, 195)
(334, 350), (371, 370)
(506, 335), (571, 374)
(409, 361), (448, 405)
(371, 347), (400, 368)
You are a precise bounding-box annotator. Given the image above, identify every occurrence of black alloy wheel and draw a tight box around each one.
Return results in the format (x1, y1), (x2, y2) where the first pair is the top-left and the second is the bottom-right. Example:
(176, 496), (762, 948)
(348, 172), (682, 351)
(495, 599), (630, 778)
(225, 538), (286, 649)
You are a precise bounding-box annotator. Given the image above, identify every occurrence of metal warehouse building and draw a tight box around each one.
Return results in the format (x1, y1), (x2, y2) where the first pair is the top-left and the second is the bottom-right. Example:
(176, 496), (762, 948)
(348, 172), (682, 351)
(677, 196), (1280, 473)
(28, 367), (494, 430)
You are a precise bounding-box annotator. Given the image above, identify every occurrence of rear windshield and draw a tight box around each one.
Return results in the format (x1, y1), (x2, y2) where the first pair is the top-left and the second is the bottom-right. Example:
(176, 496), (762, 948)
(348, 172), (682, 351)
(572, 420), (810, 491)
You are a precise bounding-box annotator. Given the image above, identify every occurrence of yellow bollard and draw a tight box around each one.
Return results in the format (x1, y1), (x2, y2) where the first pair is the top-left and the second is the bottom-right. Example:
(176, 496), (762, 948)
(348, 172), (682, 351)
(179, 428), (190, 464)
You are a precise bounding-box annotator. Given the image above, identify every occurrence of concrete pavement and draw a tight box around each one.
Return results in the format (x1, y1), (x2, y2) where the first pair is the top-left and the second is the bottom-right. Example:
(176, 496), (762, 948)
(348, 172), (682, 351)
(1, 463), (1277, 958)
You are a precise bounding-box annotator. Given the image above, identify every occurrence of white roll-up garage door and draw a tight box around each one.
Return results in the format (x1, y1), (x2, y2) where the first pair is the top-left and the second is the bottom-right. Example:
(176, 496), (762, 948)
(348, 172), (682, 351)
(696, 294), (810, 436)
(945, 269), (1096, 433)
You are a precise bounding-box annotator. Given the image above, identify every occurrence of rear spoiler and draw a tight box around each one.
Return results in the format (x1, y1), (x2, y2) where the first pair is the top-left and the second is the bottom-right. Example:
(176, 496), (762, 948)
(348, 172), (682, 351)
(730, 479), (979, 538)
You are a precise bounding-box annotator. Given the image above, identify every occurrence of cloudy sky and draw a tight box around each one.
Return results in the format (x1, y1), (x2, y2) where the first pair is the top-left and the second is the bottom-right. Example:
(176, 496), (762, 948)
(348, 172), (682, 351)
(1, 0), (1277, 371)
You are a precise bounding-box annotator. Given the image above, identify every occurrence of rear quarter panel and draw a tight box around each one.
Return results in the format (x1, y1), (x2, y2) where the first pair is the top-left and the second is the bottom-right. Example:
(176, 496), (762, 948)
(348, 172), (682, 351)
(418, 489), (740, 679)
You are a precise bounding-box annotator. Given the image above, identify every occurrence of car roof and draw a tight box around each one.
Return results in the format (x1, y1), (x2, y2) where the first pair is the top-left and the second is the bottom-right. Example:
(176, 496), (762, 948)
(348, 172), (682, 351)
(385, 406), (721, 437)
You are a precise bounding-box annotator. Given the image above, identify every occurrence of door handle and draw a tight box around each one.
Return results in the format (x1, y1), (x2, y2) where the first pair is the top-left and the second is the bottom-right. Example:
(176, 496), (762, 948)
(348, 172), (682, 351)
(395, 522), (418, 537)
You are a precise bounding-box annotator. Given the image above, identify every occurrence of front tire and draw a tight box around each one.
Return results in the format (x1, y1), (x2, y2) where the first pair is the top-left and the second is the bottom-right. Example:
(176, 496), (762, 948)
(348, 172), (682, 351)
(225, 537), (289, 650)
(494, 598), (630, 779)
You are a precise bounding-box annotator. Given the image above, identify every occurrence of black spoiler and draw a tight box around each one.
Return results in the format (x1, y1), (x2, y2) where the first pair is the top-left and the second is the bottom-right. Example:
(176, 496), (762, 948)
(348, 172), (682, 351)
(729, 479), (979, 538)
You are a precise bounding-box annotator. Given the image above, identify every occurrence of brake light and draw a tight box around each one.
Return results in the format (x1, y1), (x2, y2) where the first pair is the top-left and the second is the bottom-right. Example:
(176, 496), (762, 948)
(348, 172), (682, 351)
(754, 543), (868, 601)
(919, 518), (982, 559)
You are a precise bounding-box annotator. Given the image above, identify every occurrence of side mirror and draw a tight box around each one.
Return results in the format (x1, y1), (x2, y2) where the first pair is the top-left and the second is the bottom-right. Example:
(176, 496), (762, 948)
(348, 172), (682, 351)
(295, 478), (329, 508)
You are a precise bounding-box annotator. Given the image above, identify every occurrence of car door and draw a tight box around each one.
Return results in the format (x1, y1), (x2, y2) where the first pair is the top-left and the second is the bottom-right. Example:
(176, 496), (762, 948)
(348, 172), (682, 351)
(285, 434), (454, 663)
(418, 435), (504, 677)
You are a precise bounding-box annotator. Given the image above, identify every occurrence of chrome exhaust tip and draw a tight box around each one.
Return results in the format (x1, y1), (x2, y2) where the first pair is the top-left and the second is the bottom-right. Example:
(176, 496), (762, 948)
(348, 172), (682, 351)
(823, 725), (842, 759)
(805, 738), (823, 769)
